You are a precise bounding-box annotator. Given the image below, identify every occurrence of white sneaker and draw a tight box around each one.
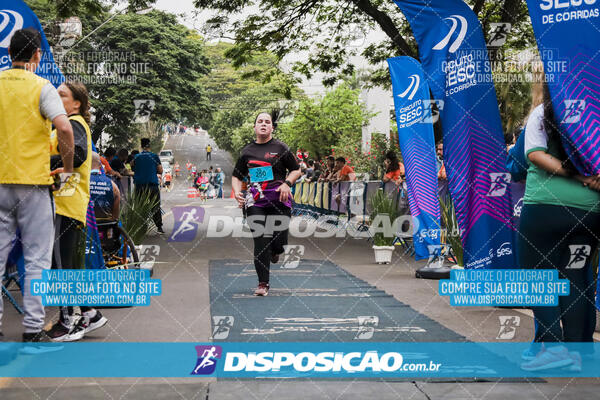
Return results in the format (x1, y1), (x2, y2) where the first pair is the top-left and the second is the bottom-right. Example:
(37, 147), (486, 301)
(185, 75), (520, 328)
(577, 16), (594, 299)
(521, 346), (573, 371)
(563, 351), (582, 372)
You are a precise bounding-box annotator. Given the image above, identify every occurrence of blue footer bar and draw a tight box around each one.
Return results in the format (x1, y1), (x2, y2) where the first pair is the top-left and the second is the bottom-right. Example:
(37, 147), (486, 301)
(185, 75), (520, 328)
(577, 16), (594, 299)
(0, 342), (597, 378)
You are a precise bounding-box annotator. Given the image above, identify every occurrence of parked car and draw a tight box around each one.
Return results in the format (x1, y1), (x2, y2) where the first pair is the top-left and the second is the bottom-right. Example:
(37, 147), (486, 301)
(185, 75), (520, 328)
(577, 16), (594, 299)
(159, 149), (174, 164)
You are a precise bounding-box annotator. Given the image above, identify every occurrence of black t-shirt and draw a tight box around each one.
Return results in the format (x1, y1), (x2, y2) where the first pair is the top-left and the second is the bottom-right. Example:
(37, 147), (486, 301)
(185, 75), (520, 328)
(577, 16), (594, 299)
(232, 138), (299, 207)
(50, 119), (88, 170)
(110, 157), (126, 173)
(232, 138), (299, 181)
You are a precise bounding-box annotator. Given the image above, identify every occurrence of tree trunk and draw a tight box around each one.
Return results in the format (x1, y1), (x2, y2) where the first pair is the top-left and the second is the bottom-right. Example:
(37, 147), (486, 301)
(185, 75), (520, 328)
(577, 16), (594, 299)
(473, 0), (486, 16)
(351, 0), (417, 59)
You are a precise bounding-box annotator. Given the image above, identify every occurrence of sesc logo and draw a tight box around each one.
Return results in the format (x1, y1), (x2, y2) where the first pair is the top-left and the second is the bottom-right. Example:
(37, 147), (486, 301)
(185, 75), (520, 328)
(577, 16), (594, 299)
(496, 242), (513, 258)
(398, 74), (420, 100)
(433, 15), (468, 53)
(0, 10), (24, 48)
(191, 345), (222, 375)
(513, 197), (524, 218)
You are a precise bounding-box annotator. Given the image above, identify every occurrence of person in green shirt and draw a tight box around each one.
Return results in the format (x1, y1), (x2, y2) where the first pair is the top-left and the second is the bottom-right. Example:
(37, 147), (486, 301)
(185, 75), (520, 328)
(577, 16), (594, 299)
(519, 81), (600, 371)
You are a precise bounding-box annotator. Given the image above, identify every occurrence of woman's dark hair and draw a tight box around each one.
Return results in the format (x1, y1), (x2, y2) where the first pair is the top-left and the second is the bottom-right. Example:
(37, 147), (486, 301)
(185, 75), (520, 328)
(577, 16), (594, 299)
(385, 151), (400, 173)
(254, 110), (279, 130)
(64, 81), (91, 124)
(542, 82), (571, 166)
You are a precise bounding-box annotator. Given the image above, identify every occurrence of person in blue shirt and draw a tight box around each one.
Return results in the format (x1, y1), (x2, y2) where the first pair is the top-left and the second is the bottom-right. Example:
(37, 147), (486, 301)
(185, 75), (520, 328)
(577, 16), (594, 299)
(131, 138), (164, 233)
(90, 152), (121, 221)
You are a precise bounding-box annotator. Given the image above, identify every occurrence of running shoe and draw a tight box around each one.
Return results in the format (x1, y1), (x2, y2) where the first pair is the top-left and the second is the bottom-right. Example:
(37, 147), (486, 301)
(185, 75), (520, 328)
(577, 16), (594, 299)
(254, 282), (269, 296)
(82, 310), (108, 334)
(563, 351), (582, 372)
(63, 319), (86, 342)
(521, 348), (538, 361)
(157, 227), (165, 234)
(21, 331), (64, 354)
(521, 346), (573, 371)
(45, 320), (73, 342)
(521, 343), (543, 361)
(46, 318), (85, 342)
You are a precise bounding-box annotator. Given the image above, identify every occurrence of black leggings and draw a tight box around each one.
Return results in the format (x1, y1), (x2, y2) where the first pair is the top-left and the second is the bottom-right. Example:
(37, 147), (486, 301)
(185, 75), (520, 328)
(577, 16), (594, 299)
(52, 215), (91, 321)
(518, 204), (600, 343)
(246, 206), (291, 284)
(135, 184), (162, 230)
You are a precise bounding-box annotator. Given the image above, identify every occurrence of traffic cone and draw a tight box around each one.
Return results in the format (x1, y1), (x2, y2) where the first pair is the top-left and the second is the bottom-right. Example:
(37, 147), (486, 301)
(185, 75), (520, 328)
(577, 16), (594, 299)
(230, 189), (235, 198)
(187, 188), (198, 198)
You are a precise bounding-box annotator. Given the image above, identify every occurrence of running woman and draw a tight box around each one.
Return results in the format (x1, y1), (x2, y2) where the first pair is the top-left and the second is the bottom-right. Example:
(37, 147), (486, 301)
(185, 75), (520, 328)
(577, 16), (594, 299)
(231, 112), (301, 296)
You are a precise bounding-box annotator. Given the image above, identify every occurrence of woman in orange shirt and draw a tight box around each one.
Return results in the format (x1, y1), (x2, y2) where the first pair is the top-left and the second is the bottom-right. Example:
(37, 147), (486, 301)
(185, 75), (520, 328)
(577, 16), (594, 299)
(382, 151), (405, 184)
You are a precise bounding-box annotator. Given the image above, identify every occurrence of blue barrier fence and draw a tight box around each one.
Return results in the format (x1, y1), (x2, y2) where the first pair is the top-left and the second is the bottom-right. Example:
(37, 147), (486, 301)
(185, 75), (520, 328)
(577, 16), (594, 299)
(291, 181), (410, 220)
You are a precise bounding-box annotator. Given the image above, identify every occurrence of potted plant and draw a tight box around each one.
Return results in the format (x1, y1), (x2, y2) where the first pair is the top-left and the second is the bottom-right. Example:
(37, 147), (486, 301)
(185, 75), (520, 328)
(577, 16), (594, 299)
(439, 194), (464, 268)
(368, 188), (401, 264)
(120, 189), (160, 246)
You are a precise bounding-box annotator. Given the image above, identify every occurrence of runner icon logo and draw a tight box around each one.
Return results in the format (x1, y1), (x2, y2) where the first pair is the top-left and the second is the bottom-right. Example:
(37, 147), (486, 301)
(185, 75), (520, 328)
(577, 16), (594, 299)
(169, 206), (204, 242)
(562, 99), (585, 124)
(487, 173), (511, 197)
(133, 99), (156, 124)
(281, 245), (304, 269)
(54, 173), (81, 197)
(138, 245), (160, 270)
(487, 22), (511, 47)
(566, 245), (591, 269)
(191, 345), (222, 375)
(212, 316), (234, 340)
(422, 100), (444, 124)
(426, 244), (445, 268)
(497, 316), (520, 340)
(355, 316), (379, 340)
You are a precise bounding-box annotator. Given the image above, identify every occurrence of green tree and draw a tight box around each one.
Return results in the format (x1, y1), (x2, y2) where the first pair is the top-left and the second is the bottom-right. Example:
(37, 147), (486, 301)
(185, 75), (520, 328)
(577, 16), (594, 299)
(194, 0), (534, 86)
(210, 84), (285, 155)
(32, 4), (213, 148)
(200, 42), (300, 131)
(194, 0), (538, 134)
(277, 83), (372, 161)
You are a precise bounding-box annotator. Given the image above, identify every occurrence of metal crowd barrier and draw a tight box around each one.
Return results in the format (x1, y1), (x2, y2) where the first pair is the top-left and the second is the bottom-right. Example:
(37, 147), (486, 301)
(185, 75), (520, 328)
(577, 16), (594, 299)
(291, 181), (413, 252)
(292, 181), (408, 219)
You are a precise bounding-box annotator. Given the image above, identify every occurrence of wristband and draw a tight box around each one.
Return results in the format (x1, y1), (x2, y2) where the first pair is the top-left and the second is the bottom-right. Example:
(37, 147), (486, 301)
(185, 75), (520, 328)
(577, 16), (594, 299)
(284, 179), (293, 187)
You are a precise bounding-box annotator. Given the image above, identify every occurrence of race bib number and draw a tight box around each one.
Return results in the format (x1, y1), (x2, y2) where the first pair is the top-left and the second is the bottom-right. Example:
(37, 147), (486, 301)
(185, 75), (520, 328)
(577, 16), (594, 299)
(249, 166), (274, 183)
